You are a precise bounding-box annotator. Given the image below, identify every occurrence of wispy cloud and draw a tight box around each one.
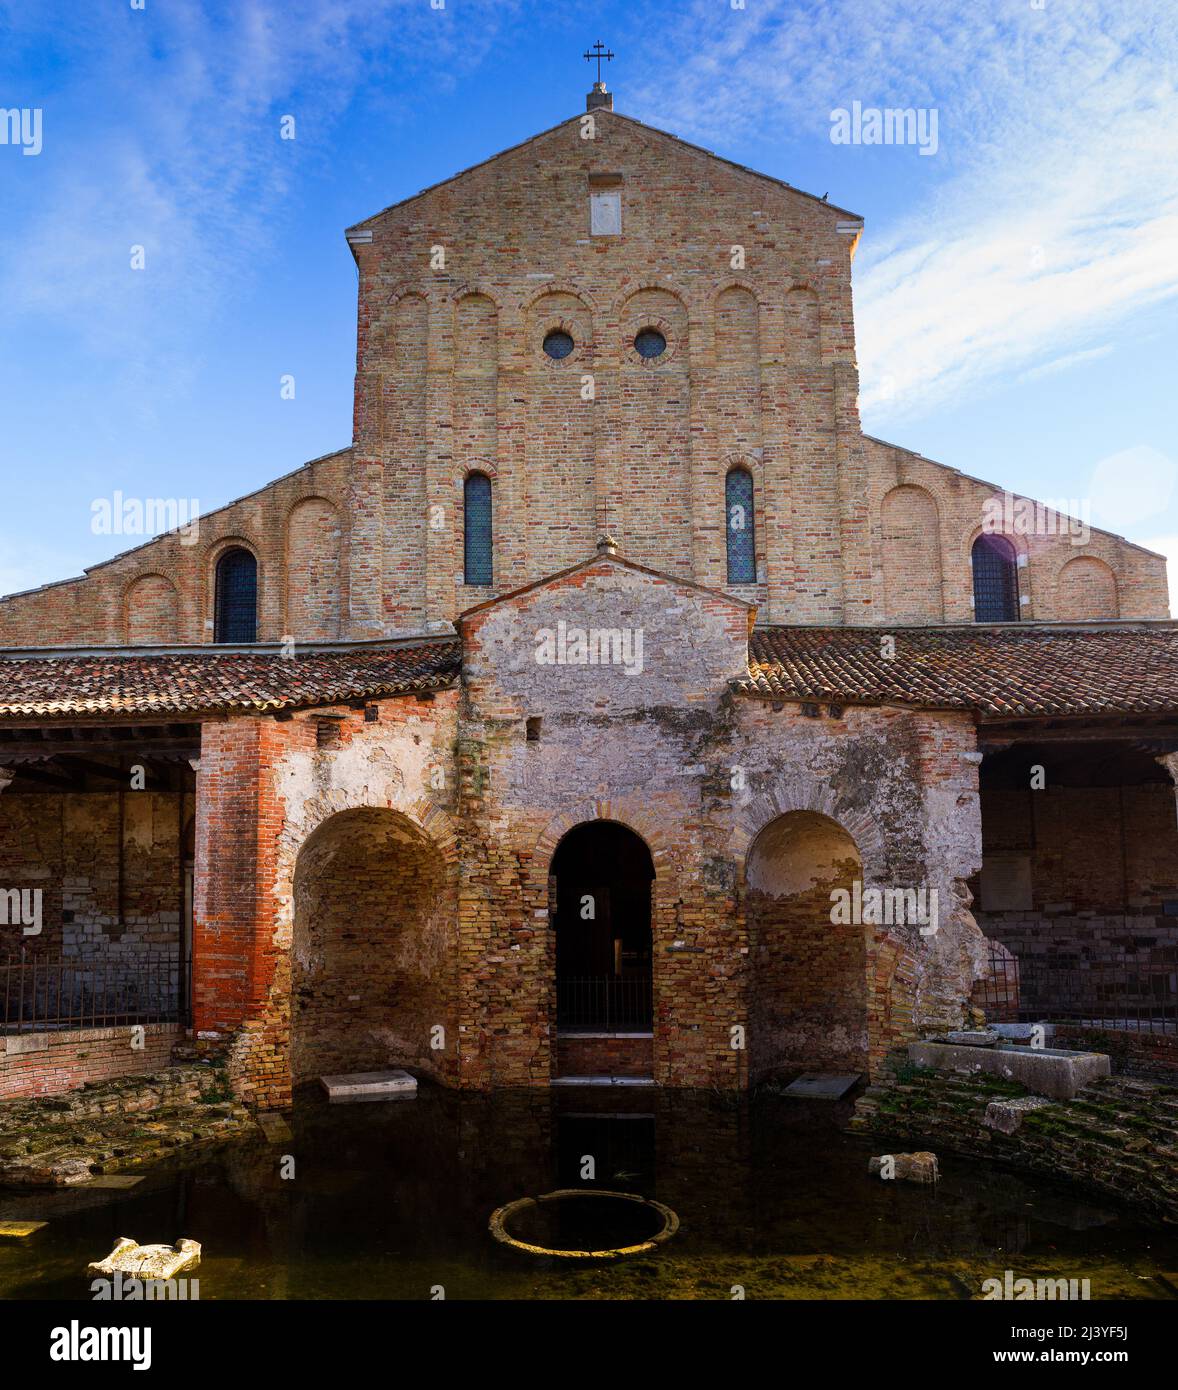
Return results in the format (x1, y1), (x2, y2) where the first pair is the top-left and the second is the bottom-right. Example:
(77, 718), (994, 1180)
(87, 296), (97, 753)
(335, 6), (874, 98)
(0, 0), (516, 362)
(625, 0), (1178, 420)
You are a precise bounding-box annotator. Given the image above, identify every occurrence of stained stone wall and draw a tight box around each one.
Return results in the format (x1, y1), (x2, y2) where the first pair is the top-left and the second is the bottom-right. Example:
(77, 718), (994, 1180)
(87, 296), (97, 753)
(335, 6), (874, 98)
(189, 560), (992, 1104)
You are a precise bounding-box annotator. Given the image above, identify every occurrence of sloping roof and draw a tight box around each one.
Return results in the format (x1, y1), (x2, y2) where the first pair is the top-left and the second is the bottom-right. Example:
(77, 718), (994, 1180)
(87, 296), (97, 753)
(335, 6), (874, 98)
(459, 546), (756, 622)
(0, 446), (354, 604)
(0, 641), (461, 720)
(739, 625), (1178, 719)
(347, 107), (861, 235)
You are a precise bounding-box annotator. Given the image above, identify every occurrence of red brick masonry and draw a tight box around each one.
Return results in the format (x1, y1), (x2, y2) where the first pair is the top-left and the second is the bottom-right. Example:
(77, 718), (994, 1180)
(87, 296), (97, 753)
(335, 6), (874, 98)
(1, 1023), (180, 1100)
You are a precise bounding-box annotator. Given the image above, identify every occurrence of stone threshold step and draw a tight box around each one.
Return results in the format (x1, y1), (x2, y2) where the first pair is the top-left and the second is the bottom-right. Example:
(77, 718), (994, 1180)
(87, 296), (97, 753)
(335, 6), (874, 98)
(550, 1076), (656, 1087)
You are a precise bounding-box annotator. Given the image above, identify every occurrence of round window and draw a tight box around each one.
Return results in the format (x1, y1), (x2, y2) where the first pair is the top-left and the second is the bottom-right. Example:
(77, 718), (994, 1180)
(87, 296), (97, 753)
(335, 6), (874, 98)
(543, 330), (575, 360)
(634, 328), (667, 359)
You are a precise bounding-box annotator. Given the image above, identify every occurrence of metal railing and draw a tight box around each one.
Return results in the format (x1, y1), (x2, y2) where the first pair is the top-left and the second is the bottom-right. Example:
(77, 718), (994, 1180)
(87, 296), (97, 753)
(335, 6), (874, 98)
(1, 948), (183, 1035)
(556, 975), (653, 1032)
(977, 941), (1178, 1034)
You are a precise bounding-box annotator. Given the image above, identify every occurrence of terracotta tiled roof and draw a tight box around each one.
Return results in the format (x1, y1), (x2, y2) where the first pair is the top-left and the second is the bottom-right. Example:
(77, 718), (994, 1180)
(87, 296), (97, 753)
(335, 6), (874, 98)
(740, 625), (1178, 718)
(0, 641), (461, 720)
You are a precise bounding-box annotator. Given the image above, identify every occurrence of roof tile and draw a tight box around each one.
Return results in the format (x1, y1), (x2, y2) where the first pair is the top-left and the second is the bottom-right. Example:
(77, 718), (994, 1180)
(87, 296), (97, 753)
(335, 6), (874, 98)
(0, 642), (461, 720)
(740, 626), (1178, 718)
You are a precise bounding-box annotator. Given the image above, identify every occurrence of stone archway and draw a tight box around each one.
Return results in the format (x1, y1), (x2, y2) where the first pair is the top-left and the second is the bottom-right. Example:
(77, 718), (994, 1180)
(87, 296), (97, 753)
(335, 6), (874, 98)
(551, 820), (655, 1034)
(745, 810), (867, 1079)
(290, 807), (456, 1087)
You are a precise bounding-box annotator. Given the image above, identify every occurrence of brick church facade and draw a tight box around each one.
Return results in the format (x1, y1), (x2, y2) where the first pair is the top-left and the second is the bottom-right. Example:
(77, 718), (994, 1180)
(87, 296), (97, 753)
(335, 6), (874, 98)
(2, 90), (1177, 1106)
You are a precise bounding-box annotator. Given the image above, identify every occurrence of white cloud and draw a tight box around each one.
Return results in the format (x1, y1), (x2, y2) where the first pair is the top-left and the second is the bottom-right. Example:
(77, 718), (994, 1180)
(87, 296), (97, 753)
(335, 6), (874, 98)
(625, 0), (1178, 419)
(1088, 445), (1178, 533)
(0, 0), (517, 359)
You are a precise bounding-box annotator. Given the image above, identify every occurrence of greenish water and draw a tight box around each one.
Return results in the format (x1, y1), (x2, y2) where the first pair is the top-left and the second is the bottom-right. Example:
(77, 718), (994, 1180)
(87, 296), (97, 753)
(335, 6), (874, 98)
(1, 1086), (1176, 1301)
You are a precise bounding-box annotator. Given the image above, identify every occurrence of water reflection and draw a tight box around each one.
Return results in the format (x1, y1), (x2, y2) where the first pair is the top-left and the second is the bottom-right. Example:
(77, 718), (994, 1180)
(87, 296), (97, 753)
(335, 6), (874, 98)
(0, 1085), (1172, 1301)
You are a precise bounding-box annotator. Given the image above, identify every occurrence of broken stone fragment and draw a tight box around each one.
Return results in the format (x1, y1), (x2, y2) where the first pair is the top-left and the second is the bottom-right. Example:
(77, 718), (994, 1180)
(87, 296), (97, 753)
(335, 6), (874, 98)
(868, 1151), (940, 1183)
(982, 1095), (1055, 1134)
(87, 1237), (201, 1280)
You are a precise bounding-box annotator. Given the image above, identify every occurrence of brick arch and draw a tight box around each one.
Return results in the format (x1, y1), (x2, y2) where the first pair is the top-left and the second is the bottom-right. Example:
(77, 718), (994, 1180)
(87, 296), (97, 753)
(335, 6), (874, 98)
(203, 536), (263, 639)
(730, 783), (886, 882)
(962, 516), (1030, 560)
(613, 280), (689, 314)
(289, 804), (459, 1085)
(283, 495), (341, 640)
(527, 799), (677, 894)
(1055, 554), (1119, 620)
(881, 483), (944, 622)
(448, 282), (506, 310)
(452, 290), (499, 375)
(122, 571), (180, 644)
(293, 793), (459, 869)
(714, 282), (762, 372)
(459, 456), (498, 482)
(383, 282), (433, 308)
(784, 283), (822, 366)
(739, 803), (912, 1078)
(614, 284), (690, 369)
(711, 275), (764, 304)
(520, 280), (598, 314)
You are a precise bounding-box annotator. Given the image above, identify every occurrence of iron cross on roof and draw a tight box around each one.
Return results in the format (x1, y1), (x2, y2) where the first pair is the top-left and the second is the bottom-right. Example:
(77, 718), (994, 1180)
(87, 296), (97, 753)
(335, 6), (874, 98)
(583, 41), (614, 85)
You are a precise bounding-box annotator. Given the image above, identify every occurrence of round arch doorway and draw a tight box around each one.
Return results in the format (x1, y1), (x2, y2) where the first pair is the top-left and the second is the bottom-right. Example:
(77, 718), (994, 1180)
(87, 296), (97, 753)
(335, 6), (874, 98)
(552, 821), (654, 1038)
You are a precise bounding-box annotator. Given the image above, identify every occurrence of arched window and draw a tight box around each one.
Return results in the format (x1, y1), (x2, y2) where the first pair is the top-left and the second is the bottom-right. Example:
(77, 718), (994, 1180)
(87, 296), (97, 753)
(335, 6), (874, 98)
(971, 535), (1019, 622)
(464, 472), (493, 586)
(726, 467), (756, 584)
(213, 547), (258, 642)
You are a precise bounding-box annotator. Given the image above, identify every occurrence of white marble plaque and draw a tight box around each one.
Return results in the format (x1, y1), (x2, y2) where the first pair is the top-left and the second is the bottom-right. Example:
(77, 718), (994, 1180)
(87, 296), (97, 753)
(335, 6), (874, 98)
(590, 192), (621, 236)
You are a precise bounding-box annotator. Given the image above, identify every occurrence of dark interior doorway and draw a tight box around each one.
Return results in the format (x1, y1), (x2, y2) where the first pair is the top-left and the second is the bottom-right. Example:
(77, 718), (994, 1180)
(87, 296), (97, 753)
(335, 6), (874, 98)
(553, 821), (654, 1032)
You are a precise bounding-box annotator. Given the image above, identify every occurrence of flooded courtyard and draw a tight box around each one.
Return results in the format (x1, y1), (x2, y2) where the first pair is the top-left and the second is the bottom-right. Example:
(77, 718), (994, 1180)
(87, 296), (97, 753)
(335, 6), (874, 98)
(2, 1086), (1176, 1301)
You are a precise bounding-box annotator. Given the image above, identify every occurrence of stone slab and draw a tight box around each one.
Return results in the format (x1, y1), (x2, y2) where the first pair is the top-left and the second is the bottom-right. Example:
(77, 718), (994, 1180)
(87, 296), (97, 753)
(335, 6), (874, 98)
(256, 1113), (293, 1143)
(550, 1076), (657, 1087)
(909, 1041), (1110, 1100)
(0, 1221), (48, 1237)
(80, 1175), (145, 1190)
(319, 1070), (417, 1100)
(782, 1073), (861, 1100)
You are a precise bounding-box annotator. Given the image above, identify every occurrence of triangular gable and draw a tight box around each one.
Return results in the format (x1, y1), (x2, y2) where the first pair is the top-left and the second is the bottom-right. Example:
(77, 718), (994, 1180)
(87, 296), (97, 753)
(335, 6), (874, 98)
(346, 108), (861, 239)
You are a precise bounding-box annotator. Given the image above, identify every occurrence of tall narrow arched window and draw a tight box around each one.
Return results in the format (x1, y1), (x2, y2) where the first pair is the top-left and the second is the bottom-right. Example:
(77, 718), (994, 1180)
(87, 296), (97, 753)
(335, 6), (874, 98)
(971, 534), (1019, 622)
(213, 547), (258, 642)
(464, 472), (493, 586)
(726, 467), (756, 584)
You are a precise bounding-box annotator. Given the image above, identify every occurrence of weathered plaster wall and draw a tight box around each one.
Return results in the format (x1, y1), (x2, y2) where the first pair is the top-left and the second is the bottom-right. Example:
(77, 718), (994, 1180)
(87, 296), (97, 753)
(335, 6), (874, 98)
(190, 566), (991, 1102)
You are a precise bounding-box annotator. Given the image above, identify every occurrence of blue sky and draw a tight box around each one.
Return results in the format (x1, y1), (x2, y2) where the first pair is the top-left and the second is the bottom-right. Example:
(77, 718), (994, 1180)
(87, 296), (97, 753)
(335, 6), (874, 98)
(1, 0), (1176, 606)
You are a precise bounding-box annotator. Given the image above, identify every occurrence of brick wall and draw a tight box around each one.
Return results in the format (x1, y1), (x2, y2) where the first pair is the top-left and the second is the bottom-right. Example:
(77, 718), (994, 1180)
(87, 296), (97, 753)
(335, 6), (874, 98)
(1, 1023), (180, 1100)
(747, 824), (865, 1076)
(555, 1035), (653, 1078)
(5, 113), (1159, 648)
(178, 568), (990, 1101)
(0, 448), (352, 645)
(0, 791), (185, 956)
(980, 783), (1178, 914)
(291, 806), (455, 1084)
(866, 437), (1168, 624)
